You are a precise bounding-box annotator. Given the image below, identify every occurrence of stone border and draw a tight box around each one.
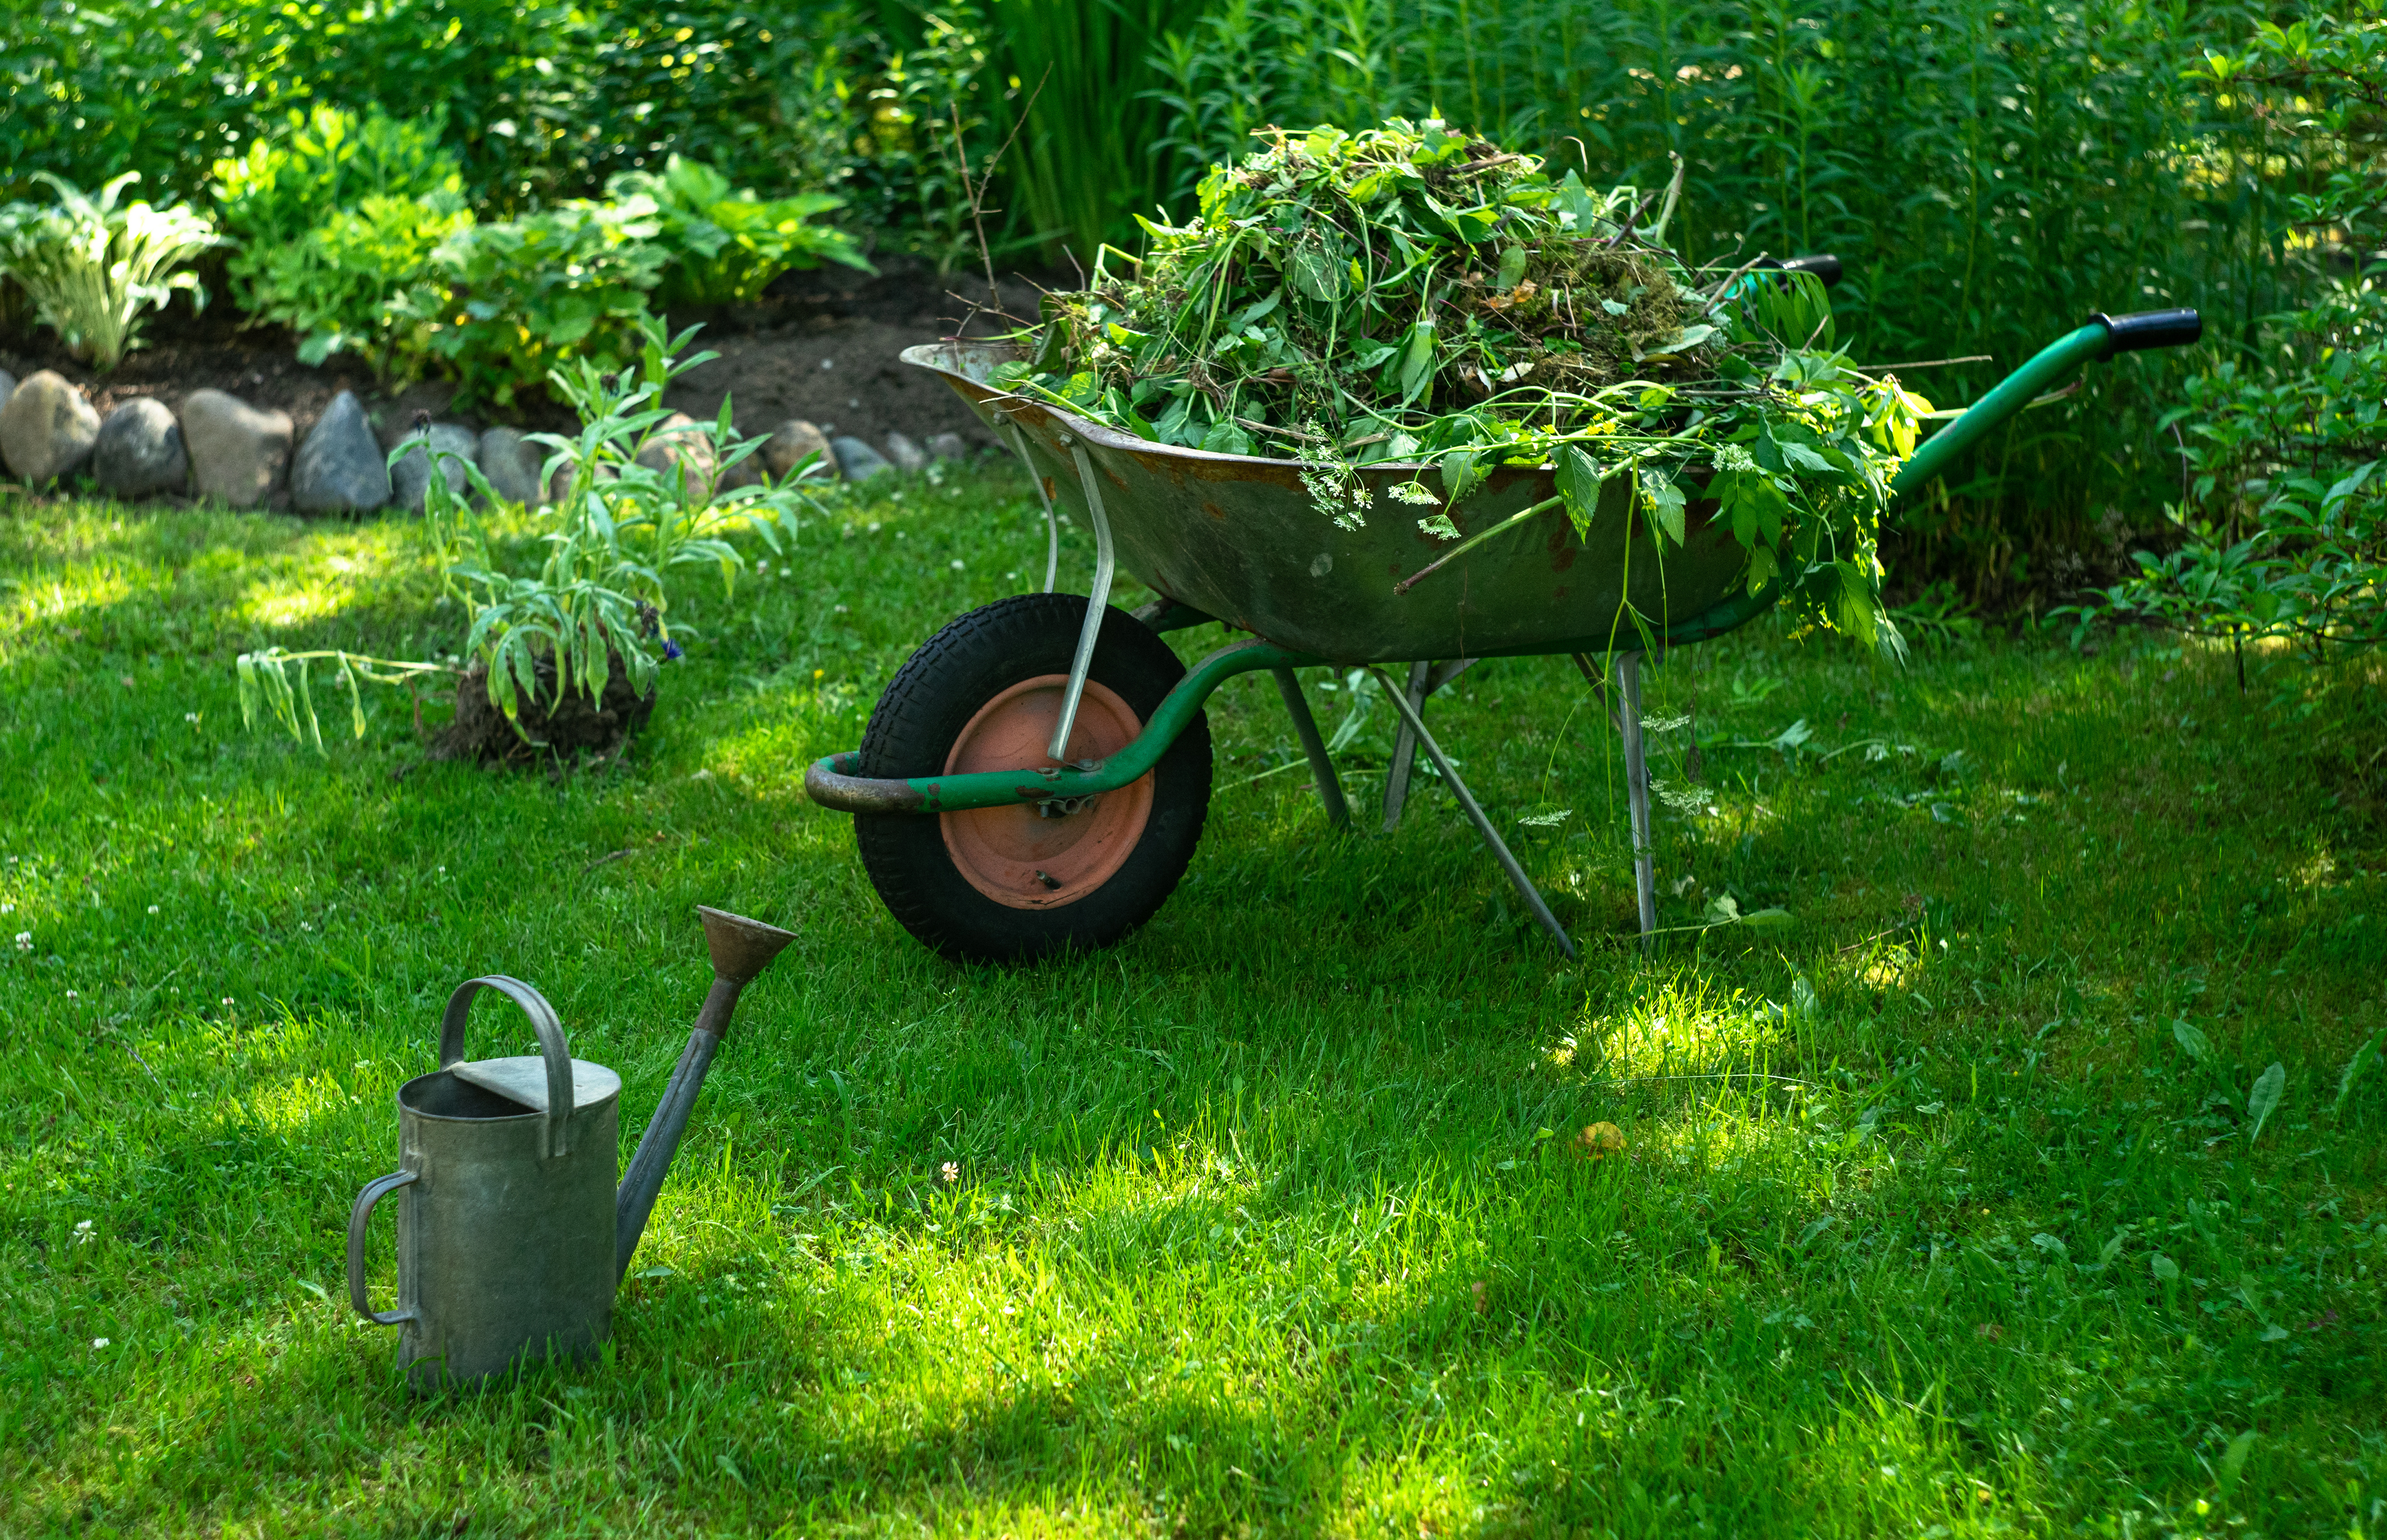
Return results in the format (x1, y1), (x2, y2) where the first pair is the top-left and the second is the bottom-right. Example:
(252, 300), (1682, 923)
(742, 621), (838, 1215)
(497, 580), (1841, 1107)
(0, 367), (973, 509)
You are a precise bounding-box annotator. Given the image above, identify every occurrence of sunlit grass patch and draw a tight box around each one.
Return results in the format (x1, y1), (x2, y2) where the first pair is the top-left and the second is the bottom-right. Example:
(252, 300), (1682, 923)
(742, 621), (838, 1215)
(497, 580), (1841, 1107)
(3, 473), (2384, 1535)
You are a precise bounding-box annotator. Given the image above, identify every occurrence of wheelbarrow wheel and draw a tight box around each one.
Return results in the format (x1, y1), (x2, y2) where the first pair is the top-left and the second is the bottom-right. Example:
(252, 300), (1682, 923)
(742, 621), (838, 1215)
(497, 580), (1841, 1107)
(853, 593), (1213, 963)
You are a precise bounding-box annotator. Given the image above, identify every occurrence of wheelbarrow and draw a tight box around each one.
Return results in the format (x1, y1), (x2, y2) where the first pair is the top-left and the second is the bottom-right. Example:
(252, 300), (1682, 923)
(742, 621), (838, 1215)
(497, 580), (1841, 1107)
(805, 277), (2201, 963)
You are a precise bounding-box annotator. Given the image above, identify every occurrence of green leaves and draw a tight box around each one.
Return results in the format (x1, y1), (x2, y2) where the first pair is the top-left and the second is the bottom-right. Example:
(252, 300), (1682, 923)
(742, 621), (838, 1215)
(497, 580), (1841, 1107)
(0, 171), (222, 371)
(2246, 1062), (2287, 1144)
(1642, 469), (1687, 544)
(1555, 443), (1604, 537)
(2335, 1032), (2382, 1117)
(1395, 318), (1438, 405)
(609, 153), (873, 308)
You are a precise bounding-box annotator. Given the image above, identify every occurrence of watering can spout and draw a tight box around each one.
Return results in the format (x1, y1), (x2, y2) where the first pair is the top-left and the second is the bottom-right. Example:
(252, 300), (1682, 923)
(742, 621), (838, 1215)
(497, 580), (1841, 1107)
(614, 906), (797, 1281)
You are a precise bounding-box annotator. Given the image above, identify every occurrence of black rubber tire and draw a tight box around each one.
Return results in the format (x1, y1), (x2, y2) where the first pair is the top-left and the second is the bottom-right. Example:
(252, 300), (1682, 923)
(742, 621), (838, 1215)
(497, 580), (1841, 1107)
(854, 593), (1213, 964)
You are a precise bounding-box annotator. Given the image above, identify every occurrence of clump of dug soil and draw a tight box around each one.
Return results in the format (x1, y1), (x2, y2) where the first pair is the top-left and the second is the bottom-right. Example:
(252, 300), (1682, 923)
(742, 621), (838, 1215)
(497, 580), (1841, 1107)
(438, 656), (657, 764)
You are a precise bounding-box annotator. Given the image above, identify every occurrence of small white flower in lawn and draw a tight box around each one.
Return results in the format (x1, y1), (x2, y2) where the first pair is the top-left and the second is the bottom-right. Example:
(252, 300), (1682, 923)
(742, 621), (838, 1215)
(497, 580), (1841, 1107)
(833, 604), (849, 614)
(300, 921), (313, 932)
(940, 1161), (960, 1184)
(1006, 571), (1019, 581)
(221, 997), (233, 1007)
(2, 902), (12, 913)
(950, 559), (965, 571)
(91, 1338), (108, 1349)
(867, 522), (882, 534)
(185, 712), (199, 724)
(65, 989), (77, 999)
(147, 904), (159, 915)
(14, 932), (30, 951)
(692, 769), (715, 781)
(75, 1220), (93, 1242)
(755, 560), (769, 574)
(437, 865), (446, 874)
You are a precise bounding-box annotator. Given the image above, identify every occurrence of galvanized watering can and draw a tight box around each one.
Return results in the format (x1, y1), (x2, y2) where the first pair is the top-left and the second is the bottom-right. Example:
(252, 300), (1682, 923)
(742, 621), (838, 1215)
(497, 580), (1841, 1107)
(345, 905), (796, 1389)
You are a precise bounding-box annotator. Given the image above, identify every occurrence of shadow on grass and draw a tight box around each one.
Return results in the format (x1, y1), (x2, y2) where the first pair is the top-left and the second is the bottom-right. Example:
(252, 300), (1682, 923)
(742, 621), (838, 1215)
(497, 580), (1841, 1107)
(6, 490), (2386, 1533)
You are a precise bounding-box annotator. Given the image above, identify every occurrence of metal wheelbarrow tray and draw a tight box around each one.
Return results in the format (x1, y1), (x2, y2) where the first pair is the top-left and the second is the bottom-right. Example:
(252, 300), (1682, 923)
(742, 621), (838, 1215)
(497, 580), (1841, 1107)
(805, 302), (2203, 964)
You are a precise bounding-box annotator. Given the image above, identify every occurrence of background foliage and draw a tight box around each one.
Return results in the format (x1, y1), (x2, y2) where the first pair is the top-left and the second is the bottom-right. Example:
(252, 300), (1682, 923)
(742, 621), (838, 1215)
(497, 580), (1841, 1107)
(2, 0), (2373, 609)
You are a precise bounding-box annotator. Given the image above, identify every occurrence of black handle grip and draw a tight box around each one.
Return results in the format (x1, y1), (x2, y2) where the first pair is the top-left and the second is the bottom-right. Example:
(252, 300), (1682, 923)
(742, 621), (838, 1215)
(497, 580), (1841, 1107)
(2091, 308), (2201, 354)
(1756, 254), (1843, 289)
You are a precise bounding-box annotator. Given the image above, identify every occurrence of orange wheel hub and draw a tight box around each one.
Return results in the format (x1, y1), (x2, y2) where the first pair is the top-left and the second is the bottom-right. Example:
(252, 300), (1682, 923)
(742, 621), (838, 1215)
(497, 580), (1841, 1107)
(939, 674), (1154, 909)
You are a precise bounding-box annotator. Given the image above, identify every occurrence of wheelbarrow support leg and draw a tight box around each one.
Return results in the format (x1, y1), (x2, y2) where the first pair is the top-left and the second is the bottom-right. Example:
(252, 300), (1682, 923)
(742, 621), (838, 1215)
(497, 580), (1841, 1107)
(1049, 440), (1118, 762)
(1616, 650), (1657, 943)
(1369, 667), (1576, 960)
(1380, 660), (1432, 831)
(1271, 667), (1349, 830)
(1000, 420), (1061, 594)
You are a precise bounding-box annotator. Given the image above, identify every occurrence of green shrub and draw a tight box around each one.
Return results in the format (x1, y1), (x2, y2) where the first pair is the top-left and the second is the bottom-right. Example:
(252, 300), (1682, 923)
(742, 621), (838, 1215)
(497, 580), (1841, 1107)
(2086, 16), (2387, 658)
(252, 190), (474, 380)
(607, 154), (874, 308)
(211, 105), (461, 312)
(422, 199), (668, 408)
(0, 172), (220, 370)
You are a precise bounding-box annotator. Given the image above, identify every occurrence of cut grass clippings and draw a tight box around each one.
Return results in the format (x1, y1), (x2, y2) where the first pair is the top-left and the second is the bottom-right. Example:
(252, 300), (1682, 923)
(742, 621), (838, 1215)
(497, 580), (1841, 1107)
(1, 466), (2383, 1536)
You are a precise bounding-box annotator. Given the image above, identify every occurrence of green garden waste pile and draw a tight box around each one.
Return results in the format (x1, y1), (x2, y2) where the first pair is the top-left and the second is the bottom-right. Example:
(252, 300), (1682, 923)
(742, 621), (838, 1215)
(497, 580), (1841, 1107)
(995, 118), (1933, 647)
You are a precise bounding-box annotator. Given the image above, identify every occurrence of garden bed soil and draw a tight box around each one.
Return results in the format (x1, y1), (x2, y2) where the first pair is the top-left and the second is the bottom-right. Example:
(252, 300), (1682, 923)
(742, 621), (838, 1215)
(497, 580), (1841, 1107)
(0, 255), (1057, 481)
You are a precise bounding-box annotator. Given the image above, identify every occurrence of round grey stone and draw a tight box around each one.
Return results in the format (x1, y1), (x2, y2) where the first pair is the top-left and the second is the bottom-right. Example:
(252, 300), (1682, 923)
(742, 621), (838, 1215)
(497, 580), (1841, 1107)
(831, 435), (893, 483)
(883, 431), (929, 473)
(92, 397), (188, 497)
(390, 423), (478, 512)
(476, 427), (546, 507)
(926, 431), (969, 462)
(0, 370), (101, 485)
(182, 389), (293, 508)
(291, 391), (389, 513)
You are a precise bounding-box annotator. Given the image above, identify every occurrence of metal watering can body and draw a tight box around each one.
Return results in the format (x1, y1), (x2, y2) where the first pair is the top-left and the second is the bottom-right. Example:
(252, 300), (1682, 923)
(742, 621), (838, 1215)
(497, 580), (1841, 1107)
(347, 907), (794, 1390)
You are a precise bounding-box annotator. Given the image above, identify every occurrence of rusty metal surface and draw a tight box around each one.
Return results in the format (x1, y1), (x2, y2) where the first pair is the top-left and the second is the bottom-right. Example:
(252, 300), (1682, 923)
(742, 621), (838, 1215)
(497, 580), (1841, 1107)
(904, 342), (1750, 664)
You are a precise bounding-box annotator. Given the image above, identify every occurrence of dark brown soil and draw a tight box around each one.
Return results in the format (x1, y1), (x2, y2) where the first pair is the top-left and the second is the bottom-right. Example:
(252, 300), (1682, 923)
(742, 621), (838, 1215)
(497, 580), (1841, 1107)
(439, 657), (658, 764)
(0, 255), (1058, 467)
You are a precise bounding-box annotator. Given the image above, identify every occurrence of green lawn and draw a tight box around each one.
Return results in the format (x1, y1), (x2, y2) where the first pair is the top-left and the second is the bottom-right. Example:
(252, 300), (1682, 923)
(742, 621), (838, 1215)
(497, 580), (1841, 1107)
(2, 468), (2382, 1537)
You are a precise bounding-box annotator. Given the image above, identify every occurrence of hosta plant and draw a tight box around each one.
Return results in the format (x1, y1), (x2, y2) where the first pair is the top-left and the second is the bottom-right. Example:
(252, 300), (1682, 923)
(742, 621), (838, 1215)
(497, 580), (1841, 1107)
(0, 172), (220, 370)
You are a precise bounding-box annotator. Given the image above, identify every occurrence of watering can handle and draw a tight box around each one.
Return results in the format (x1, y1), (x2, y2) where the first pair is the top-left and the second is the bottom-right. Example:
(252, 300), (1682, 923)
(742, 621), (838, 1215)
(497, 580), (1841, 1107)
(437, 975), (577, 1159)
(346, 1169), (419, 1326)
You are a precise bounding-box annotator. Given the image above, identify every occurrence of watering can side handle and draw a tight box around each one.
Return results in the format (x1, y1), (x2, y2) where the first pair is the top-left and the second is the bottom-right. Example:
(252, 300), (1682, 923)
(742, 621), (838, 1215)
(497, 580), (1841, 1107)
(438, 975), (577, 1159)
(347, 1169), (419, 1326)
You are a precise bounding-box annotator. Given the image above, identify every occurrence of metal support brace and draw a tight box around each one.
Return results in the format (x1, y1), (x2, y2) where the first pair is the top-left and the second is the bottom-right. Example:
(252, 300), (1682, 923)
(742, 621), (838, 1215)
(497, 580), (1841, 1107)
(1368, 667), (1576, 960)
(1000, 420), (1061, 593)
(1048, 440), (1117, 762)
(1380, 660), (1432, 831)
(1615, 650), (1657, 942)
(1379, 657), (1480, 830)
(1270, 668), (1349, 830)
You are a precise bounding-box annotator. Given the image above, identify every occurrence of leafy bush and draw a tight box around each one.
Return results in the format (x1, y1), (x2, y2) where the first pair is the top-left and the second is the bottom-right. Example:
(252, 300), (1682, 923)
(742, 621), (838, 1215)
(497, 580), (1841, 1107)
(607, 154), (873, 308)
(2086, 16), (2387, 658)
(249, 190), (474, 379)
(211, 106), (462, 314)
(421, 199), (668, 409)
(0, 172), (220, 369)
